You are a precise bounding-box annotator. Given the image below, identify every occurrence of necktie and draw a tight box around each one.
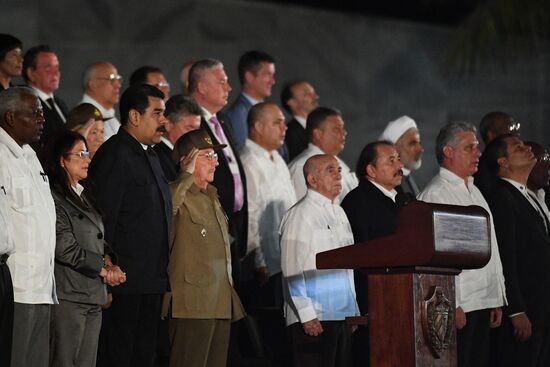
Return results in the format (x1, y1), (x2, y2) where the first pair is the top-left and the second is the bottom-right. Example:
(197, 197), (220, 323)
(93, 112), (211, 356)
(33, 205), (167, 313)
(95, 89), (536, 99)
(209, 116), (244, 212)
(46, 97), (65, 123)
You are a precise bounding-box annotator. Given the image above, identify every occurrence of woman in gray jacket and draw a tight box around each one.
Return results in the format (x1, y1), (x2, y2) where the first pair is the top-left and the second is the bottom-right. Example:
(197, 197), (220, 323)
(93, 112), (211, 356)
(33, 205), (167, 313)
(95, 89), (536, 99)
(44, 130), (126, 367)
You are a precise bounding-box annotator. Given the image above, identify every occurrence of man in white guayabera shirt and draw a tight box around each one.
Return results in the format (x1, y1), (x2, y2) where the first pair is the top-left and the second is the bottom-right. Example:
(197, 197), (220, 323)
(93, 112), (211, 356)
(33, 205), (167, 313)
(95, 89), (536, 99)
(418, 121), (506, 367)
(281, 154), (359, 367)
(0, 87), (57, 367)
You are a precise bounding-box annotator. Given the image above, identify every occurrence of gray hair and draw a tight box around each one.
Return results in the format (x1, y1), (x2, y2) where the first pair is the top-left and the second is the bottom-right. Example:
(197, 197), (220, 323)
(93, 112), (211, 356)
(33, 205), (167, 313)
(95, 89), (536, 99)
(435, 121), (477, 165)
(0, 87), (38, 124)
(187, 59), (223, 94)
(81, 61), (110, 91)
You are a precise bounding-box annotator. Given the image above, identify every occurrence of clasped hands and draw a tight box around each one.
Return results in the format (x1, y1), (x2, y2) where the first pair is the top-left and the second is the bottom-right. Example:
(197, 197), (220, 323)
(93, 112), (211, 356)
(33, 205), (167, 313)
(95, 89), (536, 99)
(99, 255), (127, 286)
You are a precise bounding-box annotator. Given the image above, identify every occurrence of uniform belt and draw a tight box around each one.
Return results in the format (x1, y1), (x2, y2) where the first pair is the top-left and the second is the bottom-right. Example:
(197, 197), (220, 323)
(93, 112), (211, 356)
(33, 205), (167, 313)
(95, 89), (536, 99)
(0, 254), (9, 265)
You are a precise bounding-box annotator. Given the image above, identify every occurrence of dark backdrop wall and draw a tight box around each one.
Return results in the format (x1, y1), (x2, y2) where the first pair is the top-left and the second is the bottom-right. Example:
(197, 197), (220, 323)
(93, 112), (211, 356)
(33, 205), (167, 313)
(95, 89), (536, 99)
(2, 0), (549, 187)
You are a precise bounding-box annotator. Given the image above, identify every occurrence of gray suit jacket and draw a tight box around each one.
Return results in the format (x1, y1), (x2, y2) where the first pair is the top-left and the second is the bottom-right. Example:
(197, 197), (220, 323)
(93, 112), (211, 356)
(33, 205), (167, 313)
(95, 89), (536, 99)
(52, 187), (108, 305)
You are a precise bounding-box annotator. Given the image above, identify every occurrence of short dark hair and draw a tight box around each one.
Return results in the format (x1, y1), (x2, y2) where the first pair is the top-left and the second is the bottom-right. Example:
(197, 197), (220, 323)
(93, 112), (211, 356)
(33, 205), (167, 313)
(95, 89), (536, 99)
(165, 94), (202, 123)
(237, 50), (274, 85)
(0, 34), (22, 62)
(129, 65), (163, 86)
(479, 111), (510, 144)
(306, 106), (341, 140)
(187, 59), (223, 94)
(44, 129), (88, 200)
(22, 44), (55, 82)
(482, 133), (515, 178)
(119, 84), (165, 125)
(356, 141), (394, 180)
(280, 80), (305, 114)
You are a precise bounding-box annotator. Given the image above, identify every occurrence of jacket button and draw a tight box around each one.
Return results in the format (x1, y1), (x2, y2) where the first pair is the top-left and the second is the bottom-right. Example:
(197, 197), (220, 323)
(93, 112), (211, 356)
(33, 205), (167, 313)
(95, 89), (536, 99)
(78, 214), (84, 219)
(97, 233), (103, 239)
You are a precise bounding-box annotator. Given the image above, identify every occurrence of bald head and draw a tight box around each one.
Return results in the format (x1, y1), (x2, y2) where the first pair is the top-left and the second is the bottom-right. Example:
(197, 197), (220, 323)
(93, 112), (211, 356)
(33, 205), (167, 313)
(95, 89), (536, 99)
(248, 102), (286, 151)
(303, 154), (342, 201)
(82, 61), (122, 109)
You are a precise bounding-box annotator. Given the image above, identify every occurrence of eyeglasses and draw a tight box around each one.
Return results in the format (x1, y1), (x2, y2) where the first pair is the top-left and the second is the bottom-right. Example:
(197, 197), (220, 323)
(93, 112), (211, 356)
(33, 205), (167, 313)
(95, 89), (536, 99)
(200, 152), (218, 161)
(68, 150), (91, 159)
(96, 74), (123, 83)
(508, 121), (521, 132)
(537, 153), (550, 164)
(154, 82), (170, 88)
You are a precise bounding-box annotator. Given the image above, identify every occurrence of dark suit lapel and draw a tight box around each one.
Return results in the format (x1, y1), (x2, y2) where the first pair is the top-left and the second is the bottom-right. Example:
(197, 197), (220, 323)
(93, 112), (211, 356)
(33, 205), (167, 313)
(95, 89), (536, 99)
(64, 192), (103, 231)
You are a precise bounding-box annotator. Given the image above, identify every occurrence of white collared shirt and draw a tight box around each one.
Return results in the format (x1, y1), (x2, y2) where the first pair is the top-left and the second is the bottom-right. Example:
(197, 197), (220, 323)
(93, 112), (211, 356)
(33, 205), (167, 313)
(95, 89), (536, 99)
(288, 143), (358, 204)
(418, 167), (506, 312)
(293, 115), (307, 129)
(160, 136), (174, 151)
(503, 178), (549, 233)
(280, 189), (359, 326)
(240, 139), (296, 275)
(0, 127), (57, 304)
(369, 179), (397, 202)
(241, 92), (261, 106)
(81, 94), (120, 141)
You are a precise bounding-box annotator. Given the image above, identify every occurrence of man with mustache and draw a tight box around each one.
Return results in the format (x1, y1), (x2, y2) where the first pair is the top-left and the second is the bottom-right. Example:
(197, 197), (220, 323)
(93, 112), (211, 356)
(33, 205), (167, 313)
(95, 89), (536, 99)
(88, 84), (171, 367)
(23, 44), (68, 157)
(340, 140), (404, 366)
(418, 122), (506, 367)
(379, 115), (424, 196)
(0, 87), (56, 367)
(484, 136), (550, 366)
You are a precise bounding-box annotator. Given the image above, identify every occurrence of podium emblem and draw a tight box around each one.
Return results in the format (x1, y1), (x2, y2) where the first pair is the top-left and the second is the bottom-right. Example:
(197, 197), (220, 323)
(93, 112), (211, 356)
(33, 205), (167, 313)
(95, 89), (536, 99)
(421, 286), (454, 358)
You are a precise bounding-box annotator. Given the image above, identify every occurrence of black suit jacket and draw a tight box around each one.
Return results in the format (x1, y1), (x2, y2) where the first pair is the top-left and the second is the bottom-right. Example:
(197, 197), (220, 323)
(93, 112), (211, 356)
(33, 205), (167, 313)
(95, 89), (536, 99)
(487, 179), (550, 327)
(341, 179), (400, 314)
(285, 117), (308, 162)
(153, 140), (178, 182)
(33, 95), (69, 157)
(200, 116), (248, 259)
(88, 128), (171, 294)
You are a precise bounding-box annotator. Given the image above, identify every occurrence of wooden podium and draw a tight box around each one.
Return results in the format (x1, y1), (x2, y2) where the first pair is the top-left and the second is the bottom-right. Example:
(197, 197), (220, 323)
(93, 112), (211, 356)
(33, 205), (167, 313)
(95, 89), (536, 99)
(316, 201), (491, 367)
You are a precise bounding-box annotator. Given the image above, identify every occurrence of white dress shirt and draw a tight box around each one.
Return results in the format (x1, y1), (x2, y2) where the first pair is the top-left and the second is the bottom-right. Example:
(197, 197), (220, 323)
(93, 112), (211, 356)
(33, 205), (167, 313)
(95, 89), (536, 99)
(240, 139), (296, 275)
(0, 127), (57, 304)
(418, 167), (506, 313)
(81, 94), (119, 141)
(0, 187), (14, 255)
(288, 143), (358, 204)
(280, 189), (359, 326)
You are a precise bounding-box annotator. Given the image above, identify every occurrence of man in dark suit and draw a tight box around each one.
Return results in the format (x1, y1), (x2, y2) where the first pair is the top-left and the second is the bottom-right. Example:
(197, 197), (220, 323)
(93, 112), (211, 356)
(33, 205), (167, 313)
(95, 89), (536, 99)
(341, 141), (404, 367)
(222, 50), (275, 152)
(23, 45), (68, 156)
(88, 84), (171, 367)
(484, 134), (550, 367)
(280, 80), (319, 161)
(154, 94), (202, 181)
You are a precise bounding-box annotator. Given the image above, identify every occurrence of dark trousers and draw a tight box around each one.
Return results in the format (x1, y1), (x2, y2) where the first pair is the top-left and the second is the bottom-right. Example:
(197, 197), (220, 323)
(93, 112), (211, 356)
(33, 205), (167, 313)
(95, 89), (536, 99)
(457, 308), (491, 367)
(491, 316), (550, 367)
(0, 263), (13, 367)
(97, 294), (162, 367)
(288, 320), (352, 367)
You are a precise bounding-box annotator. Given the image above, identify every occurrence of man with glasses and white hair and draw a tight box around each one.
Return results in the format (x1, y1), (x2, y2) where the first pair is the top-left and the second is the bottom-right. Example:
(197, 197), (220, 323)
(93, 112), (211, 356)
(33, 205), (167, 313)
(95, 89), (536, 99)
(81, 61), (123, 141)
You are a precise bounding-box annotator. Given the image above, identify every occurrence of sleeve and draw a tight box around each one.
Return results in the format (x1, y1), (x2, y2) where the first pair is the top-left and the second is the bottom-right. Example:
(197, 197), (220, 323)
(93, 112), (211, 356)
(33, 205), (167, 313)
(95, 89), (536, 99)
(488, 190), (526, 315)
(54, 201), (104, 278)
(281, 211), (317, 323)
(242, 161), (267, 269)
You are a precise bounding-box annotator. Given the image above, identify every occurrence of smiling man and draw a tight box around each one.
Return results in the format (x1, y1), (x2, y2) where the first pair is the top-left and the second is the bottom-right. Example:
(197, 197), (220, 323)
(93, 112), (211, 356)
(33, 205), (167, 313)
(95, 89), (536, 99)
(0, 87), (56, 367)
(23, 45), (69, 155)
(88, 84), (172, 367)
(419, 122), (507, 367)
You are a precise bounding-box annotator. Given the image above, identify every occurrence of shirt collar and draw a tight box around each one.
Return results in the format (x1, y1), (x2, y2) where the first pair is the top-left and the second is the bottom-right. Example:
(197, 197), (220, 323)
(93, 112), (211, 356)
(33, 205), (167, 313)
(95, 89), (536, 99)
(0, 127), (30, 159)
(71, 183), (85, 197)
(31, 86), (53, 101)
(501, 177), (528, 194)
(439, 167), (474, 189)
(401, 167), (411, 177)
(294, 115), (307, 129)
(368, 179), (397, 202)
(306, 188), (336, 206)
(245, 138), (274, 159)
(200, 106), (215, 122)
(82, 94), (115, 118)
(242, 92), (261, 106)
(160, 136), (174, 150)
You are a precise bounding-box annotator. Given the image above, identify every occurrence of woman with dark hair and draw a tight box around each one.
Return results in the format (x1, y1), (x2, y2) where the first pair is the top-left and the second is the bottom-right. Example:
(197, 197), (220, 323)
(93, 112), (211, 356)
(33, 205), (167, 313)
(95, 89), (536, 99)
(44, 129), (126, 367)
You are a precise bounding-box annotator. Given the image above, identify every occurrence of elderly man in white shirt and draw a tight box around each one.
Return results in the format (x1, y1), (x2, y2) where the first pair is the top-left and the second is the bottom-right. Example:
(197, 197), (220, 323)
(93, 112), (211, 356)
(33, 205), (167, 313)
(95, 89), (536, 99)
(240, 102), (296, 307)
(281, 154), (359, 367)
(288, 107), (358, 204)
(0, 184), (15, 367)
(0, 87), (57, 367)
(80, 61), (122, 141)
(418, 121), (506, 367)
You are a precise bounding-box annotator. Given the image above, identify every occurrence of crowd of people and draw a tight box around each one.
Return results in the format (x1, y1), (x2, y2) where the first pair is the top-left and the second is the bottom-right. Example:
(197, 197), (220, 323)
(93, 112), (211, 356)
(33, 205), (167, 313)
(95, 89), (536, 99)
(0, 32), (549, 367)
